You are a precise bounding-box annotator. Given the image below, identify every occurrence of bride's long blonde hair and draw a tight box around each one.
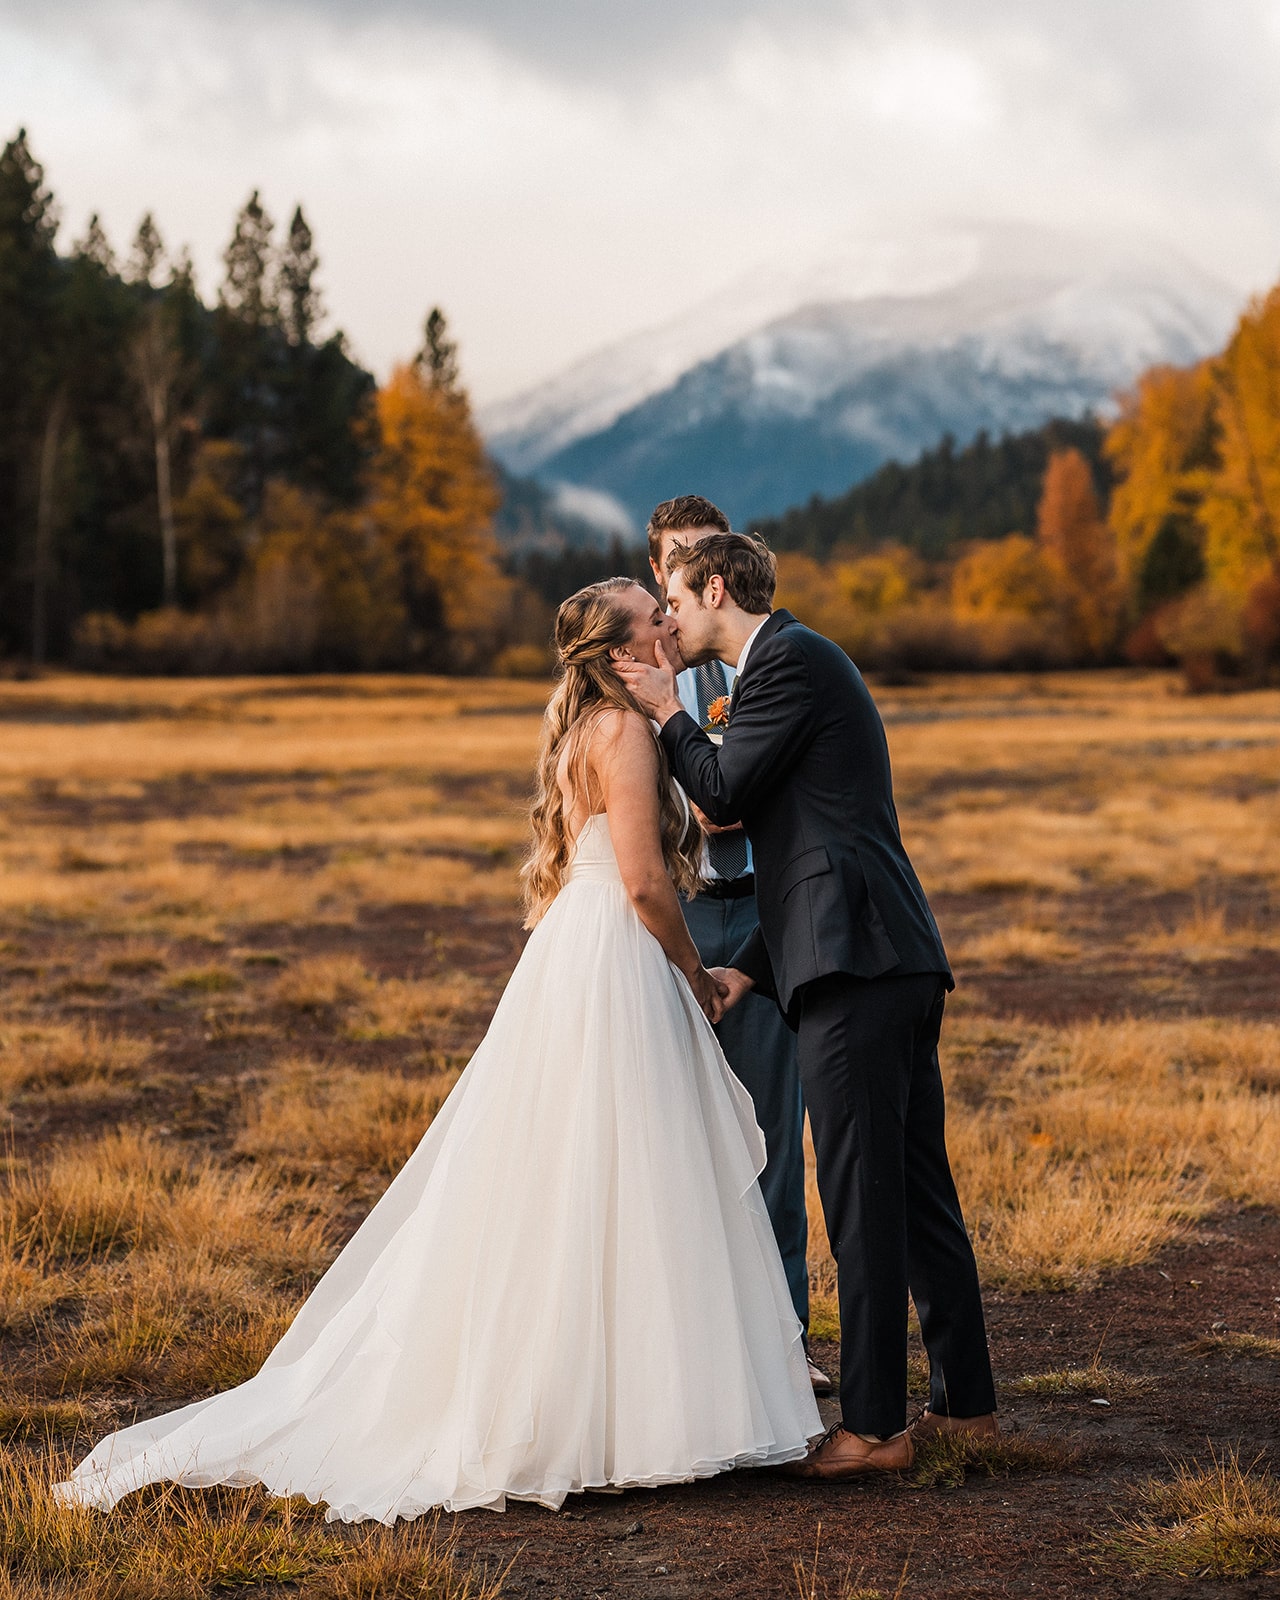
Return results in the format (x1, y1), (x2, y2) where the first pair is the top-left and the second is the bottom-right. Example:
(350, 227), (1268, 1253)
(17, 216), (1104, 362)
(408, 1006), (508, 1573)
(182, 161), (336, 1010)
(521, 578), (703, 928)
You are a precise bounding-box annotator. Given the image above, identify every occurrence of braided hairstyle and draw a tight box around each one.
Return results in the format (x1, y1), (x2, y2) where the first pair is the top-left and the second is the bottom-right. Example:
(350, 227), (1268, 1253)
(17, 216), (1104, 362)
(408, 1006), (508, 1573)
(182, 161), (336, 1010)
(521, 578), (703, 927)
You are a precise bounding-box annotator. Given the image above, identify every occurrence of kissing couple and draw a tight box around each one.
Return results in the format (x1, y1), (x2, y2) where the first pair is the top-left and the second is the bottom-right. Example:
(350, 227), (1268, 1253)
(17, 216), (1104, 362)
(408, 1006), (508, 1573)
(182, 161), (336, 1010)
(57, 502), (996, 1519)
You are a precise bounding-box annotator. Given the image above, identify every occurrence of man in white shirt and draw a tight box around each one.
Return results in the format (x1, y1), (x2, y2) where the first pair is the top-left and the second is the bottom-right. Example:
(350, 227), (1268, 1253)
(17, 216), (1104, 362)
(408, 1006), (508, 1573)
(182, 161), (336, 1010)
(646, 496), (829, 1396)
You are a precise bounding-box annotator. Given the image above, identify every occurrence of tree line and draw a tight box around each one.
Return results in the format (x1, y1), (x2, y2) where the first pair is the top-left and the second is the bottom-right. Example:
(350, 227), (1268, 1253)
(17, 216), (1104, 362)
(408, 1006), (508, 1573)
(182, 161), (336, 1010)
(5, 121), (1277, 685)
(755, 311), (1280, 687)
(1, 129), (625, 676)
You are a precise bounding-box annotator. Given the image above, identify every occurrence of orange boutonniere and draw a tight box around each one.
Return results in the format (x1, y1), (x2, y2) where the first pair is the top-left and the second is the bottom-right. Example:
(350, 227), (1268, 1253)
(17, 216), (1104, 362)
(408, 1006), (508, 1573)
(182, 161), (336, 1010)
(706, 695), (731, 729)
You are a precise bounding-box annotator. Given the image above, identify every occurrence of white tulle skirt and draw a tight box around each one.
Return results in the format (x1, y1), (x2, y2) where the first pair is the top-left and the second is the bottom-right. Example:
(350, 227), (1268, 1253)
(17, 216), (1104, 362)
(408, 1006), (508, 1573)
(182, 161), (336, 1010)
(55, 816), (819, 1520)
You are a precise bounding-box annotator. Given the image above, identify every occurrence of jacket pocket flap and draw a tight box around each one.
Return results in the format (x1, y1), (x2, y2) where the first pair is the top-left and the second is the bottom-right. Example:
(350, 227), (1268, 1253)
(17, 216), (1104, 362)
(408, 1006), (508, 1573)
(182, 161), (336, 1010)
(778, 844), (831, 897)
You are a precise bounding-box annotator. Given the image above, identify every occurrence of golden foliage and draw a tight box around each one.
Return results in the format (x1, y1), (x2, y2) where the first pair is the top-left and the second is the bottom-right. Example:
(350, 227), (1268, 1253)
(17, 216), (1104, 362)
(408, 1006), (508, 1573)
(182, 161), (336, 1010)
(950, 533), (1057, 619)
(366, 364), (504, 645)
(1036, 448), (1122, 659)
(1106, 361), (1218, 580)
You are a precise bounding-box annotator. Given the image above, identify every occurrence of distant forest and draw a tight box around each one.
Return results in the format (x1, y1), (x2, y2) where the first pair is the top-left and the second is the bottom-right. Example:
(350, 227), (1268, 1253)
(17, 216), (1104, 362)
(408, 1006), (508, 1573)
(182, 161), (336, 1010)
(2, 124), (1278, 683)
(754, 418), (1111, 561)
(0, 128), (628, 672)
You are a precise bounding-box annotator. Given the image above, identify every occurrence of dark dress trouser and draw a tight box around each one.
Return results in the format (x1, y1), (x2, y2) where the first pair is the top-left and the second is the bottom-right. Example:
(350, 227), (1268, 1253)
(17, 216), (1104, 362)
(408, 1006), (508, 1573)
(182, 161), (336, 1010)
(796, 971), (996, 1437)
(683, 891), (810, 1333)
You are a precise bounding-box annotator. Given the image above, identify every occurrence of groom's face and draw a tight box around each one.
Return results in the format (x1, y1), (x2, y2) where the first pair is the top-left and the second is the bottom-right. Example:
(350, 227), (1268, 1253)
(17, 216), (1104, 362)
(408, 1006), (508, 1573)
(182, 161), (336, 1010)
(664, 567), (718, 667)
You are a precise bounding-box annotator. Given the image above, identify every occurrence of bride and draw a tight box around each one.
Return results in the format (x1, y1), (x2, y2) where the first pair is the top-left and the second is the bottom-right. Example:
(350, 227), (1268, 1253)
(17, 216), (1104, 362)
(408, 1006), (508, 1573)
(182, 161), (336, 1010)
(55, 577), (820, 1521)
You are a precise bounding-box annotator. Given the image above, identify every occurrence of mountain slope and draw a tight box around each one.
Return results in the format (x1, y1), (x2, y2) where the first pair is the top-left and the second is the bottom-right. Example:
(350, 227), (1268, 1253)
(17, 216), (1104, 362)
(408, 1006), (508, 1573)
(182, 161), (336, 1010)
(483, 226), (1237, 529)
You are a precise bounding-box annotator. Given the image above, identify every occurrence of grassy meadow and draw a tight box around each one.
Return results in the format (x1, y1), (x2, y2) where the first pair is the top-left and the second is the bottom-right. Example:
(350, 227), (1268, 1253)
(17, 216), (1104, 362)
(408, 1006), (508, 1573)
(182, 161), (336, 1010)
(1, 668), (1279, 1597)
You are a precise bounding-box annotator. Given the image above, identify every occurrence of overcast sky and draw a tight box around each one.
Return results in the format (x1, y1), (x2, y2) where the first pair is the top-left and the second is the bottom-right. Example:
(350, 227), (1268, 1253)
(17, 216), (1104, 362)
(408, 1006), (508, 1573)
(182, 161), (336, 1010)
(5, 1), (1280, 402)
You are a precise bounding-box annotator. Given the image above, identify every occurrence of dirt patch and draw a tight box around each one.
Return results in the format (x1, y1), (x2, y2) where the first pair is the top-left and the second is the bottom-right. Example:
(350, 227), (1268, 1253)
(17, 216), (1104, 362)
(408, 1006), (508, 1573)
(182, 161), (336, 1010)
(443, 1209), (1280, 1600)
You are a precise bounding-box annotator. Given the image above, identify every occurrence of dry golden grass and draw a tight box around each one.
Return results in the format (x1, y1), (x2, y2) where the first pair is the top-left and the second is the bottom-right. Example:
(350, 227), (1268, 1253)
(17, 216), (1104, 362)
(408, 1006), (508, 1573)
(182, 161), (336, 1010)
(0, 1024), (152, 1099)
(1136, 901), (1280, 963)
(2, 1129), (333, 1281)
(0, 669), (1277, 1581)
(1102, 1449), (1280, 1579)
(957, 924), (1081, 968)
(1007, 1363), (1152, 1398)
(236, 1059), (460, 1174)
(0, 1446), (506, 1600)
(801, 1015), (1280, 1299)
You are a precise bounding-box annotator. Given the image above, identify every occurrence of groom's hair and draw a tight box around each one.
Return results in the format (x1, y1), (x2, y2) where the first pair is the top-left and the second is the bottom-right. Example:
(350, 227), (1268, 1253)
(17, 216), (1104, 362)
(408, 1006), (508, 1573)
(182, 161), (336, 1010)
(667, 532), (776, 616)
(646, 495), (730, 565)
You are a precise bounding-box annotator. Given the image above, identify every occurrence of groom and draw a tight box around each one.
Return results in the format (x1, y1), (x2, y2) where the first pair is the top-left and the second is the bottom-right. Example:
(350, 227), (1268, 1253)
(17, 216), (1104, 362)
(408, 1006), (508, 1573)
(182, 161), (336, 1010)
(618, 531), (996, 1478)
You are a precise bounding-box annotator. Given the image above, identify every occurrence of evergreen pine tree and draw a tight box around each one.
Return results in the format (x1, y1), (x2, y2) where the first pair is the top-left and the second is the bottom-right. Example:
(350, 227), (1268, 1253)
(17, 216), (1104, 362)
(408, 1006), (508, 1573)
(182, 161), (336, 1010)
(1136, 512), (1206, 614)
(74, 213), (115, 272)
(278, 205), (322, 346)
(416, 306), (459, 393)
(127, 212), (166, 286)
(220, 190), (276, 324)
(0, 128), (64, 657)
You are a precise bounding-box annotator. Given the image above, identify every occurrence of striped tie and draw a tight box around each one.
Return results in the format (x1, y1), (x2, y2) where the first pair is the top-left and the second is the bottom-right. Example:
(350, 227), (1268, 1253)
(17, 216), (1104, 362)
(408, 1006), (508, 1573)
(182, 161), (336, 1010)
(694, 660), (748, 881)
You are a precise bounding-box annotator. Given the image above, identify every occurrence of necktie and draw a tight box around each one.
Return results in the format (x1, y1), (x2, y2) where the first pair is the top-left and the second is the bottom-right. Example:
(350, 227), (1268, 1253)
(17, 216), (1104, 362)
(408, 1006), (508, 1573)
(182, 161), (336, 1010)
(694, 661), (749, 881)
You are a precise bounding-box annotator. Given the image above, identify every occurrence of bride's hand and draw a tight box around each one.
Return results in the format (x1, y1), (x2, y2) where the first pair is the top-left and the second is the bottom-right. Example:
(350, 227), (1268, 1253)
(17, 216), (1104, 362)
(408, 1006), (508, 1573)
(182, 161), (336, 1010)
(708, 966), (754, 1012)
(688, 964), (729, 1024)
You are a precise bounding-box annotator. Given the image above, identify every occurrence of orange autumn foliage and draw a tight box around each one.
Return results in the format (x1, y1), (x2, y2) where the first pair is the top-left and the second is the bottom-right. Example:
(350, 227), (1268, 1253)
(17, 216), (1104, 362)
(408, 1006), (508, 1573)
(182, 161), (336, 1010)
(366, 364), (504, 648)
(1036, 448), (1122, 660)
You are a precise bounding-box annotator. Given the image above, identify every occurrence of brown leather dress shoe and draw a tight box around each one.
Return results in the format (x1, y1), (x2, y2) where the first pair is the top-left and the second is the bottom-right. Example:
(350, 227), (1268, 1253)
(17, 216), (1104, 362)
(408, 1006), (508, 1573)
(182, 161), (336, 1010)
(807, 1358), (834, 1396)
(778, 1424), (914, 1481)
(910, 1410), (1000, 1442)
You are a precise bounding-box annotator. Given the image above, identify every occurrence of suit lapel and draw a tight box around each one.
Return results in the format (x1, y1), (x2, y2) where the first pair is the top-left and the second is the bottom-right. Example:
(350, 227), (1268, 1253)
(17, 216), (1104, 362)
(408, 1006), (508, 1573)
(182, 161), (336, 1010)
(730, 610), (793, 704)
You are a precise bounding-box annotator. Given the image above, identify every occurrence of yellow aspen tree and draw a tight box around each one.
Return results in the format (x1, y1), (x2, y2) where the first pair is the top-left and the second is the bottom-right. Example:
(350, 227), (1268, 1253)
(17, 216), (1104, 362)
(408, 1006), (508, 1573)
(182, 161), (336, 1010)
(950, 534), (1058, 618)
(1201, 284), (1280, 593)
(366, 361), (502, 660)
(1104, 361), (1218, 584)
(1036, 448), (1122, 660)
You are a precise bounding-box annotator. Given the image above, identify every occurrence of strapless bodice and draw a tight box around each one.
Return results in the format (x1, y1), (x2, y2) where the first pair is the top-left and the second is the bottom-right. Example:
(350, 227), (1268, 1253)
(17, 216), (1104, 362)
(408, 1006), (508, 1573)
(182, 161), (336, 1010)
(566, 812), (622, 884)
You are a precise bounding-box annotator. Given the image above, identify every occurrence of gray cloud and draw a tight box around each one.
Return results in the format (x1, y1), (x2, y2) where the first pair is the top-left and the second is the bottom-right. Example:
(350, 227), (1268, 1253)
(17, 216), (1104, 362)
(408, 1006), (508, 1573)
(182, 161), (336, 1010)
(4, 1), (1279, 400)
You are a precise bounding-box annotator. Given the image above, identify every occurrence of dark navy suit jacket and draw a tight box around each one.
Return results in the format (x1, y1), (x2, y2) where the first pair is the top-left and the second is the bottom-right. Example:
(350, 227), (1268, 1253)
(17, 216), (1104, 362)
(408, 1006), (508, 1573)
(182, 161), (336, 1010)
(659, 610), (951, 1022)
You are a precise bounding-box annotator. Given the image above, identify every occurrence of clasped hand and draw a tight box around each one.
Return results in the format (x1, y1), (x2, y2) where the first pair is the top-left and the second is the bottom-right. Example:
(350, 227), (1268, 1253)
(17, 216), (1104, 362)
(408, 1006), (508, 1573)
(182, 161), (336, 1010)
(687, 964), (754, 1024)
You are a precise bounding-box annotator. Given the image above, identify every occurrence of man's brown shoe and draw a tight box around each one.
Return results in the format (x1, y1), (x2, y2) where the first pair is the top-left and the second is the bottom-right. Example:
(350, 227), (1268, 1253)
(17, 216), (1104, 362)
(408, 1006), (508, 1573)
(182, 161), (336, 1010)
(807, 1358), (834, 1396)
(910, 1410), (1000, 1443)
(778, 1424), (913, 1481)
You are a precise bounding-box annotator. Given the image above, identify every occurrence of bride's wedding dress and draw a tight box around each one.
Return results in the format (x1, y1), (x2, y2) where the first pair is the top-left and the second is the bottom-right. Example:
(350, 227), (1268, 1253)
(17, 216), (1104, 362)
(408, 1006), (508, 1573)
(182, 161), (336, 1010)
(56, 813), (819, 1520)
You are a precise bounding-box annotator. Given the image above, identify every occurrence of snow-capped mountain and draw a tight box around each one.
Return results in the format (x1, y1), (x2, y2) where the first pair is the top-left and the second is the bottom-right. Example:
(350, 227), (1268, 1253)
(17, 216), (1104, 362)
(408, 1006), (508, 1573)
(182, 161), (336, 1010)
(481, 224), (1239, 530)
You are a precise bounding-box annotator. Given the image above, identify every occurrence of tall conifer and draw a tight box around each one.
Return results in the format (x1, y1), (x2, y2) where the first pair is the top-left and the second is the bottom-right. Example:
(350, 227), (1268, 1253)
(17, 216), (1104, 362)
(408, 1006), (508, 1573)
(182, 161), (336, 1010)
(279, 205), (322, 346)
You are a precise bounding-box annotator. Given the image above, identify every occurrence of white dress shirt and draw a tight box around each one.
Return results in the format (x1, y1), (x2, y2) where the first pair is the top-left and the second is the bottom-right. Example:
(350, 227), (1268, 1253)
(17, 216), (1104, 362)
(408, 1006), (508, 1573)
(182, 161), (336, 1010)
(676, 648), (756, 880)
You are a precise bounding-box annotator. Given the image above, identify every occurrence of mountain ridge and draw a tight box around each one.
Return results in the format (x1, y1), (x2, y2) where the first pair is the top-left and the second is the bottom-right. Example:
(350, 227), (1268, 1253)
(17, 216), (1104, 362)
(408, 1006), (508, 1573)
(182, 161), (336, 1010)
(482, 225), (1238, 530)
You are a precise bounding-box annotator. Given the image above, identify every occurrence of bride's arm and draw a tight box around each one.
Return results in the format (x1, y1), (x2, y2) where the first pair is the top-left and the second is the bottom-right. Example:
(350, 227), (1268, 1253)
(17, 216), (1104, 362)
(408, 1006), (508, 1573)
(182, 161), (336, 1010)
(592, 711), (725, 1024)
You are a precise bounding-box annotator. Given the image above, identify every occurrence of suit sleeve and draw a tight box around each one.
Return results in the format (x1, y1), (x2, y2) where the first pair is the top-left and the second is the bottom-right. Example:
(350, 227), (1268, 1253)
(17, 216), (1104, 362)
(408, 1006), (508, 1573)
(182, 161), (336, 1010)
(729, 924), (777, 999)
(659, 637), (814, 826)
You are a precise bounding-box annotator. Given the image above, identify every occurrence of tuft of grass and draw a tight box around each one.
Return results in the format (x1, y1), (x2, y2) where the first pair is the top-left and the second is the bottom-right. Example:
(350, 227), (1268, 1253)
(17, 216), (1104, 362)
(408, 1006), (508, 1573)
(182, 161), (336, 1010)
(1008, 1362), (1151, 1398)
(105, 945), (167, 977)
(909, 1432), (1084, 1490)
(1, 1128), (333, 1277)
(273, 954), (372, 1014)
(0, 1024), (152, 1098)
(1101, 1448), (1280, 1579)
(1187, 1330), (1280, 1361)
(0, 1446), (509, 1599)
(343, 973), (488, 1042)
(959, 925), (1081, 968)
(793, 1523), (906, 1600)
(236, 1059), (458, 1174)
(0, 1397), (101, 1442)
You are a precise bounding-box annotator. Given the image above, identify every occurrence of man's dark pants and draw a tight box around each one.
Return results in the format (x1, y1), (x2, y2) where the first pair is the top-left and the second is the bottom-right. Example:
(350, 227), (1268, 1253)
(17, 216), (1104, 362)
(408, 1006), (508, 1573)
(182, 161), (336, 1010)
(796, 971), (996, 1437)
(684, 889), (810, 1331)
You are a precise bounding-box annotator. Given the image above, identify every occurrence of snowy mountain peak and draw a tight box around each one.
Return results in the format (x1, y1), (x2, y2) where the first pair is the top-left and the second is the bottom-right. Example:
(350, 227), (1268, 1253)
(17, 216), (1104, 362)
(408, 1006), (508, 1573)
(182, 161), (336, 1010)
(482, 223), (1240, 528)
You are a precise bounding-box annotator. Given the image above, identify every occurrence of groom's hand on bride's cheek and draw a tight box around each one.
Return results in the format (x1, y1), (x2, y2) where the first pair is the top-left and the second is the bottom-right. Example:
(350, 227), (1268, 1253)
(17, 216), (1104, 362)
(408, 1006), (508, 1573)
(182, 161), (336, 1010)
(616, 641), (681, 723)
